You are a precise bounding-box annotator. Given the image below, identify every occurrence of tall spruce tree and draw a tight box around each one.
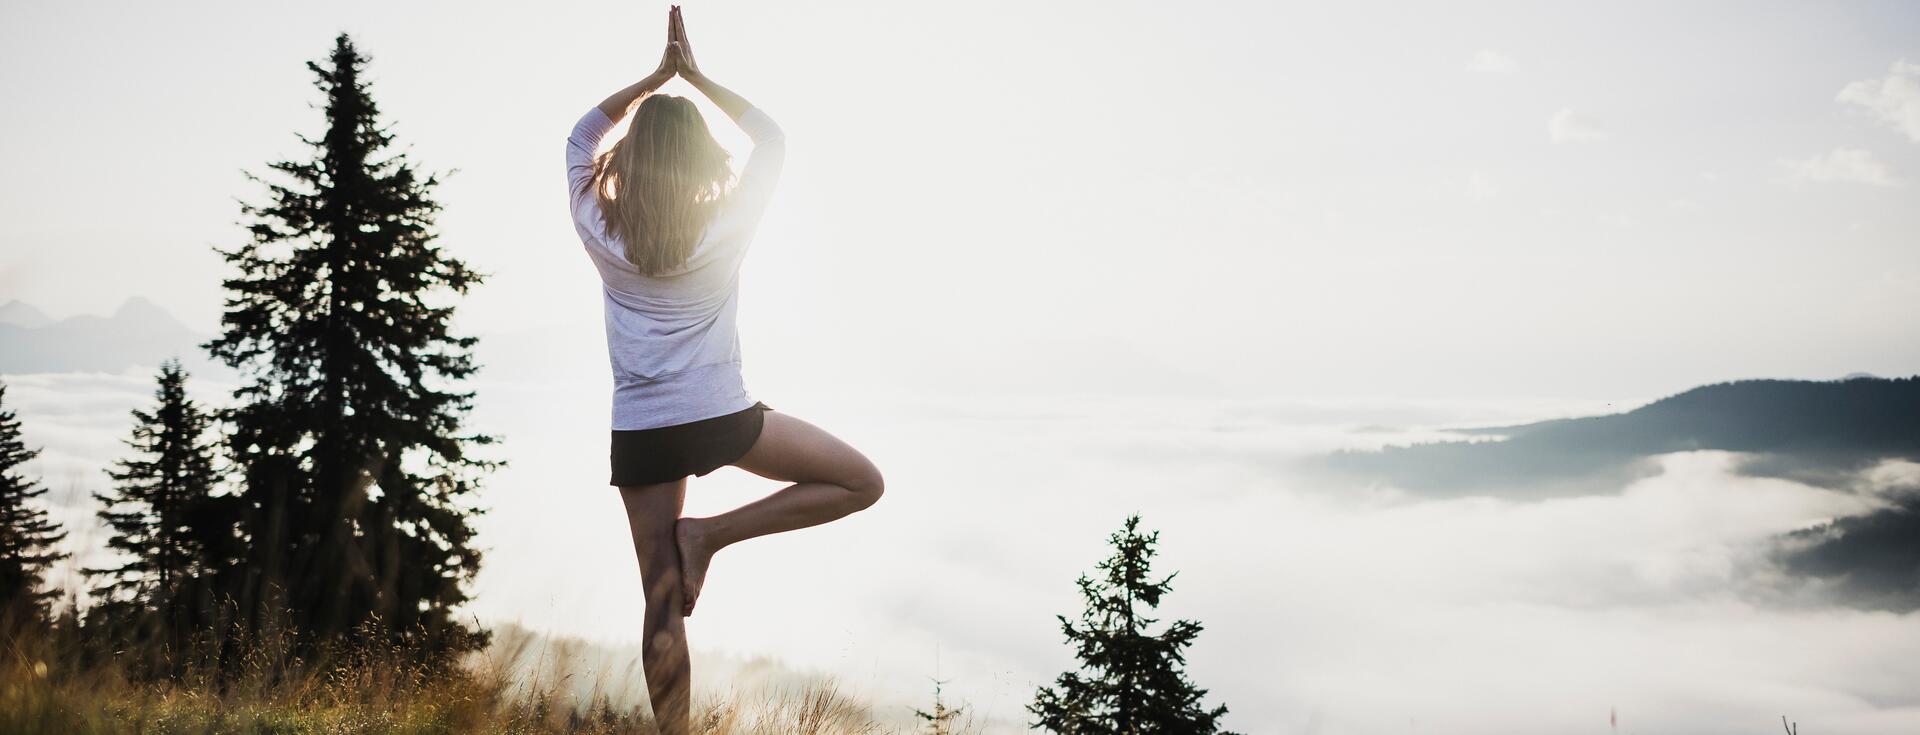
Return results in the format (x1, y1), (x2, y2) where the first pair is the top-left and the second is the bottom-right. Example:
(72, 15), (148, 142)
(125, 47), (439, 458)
(0, 380), (70, 630)
(87, 359), (233, 648)
(1030, 515), (1236, 735)
(203, 32), (497, 656)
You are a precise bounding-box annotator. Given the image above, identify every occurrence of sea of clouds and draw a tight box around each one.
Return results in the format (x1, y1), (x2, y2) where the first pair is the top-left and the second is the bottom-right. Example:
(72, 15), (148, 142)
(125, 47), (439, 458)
(10, 366), (1918, 733)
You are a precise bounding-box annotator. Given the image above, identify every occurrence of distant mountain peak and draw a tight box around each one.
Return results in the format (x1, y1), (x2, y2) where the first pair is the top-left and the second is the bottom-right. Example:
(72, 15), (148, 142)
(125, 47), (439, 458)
(1, 296), (206, 375)
(0, 300), (53, 329)
(1841, 371), (1881, 381)
(112, 295), (175, 321)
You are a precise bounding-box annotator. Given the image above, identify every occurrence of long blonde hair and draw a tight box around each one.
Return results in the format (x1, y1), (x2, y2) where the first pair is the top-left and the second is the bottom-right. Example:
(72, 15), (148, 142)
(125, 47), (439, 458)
(590, 95), (735, 275)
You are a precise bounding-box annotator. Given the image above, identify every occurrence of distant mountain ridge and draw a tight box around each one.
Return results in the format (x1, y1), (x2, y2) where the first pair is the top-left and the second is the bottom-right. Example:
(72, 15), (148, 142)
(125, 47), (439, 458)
(1473, 375), (1918, 458)
(0, 297), (217, 375)
(0, 300), (53, 328)
(1322, 376), (1920, 498)
(1320, 375), (1920, 611)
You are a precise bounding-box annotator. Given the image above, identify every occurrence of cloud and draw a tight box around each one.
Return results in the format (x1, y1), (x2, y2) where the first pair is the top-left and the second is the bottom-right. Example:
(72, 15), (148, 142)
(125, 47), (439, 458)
(1463, 171), (1498, 202)
(1466, 49), (1517, 74)
(1838, 60), (1920, 142)
(1774, 460), (1920, 612)
(1548, 108), (1608, 143)
(1152, 449), (1913, 734)
(1779, 148), (1900, 186)
(19, 368), (1920, 732)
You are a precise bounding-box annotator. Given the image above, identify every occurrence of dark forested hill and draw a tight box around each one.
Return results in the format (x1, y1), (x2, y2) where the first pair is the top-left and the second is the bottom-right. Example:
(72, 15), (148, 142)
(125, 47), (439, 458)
(1321, 376), (1920, 498)
(1320, 375), (1920, 611)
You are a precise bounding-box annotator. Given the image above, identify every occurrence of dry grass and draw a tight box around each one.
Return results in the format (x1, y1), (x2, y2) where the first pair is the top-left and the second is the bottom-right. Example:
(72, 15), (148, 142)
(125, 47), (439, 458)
(0, 621), (913, 735)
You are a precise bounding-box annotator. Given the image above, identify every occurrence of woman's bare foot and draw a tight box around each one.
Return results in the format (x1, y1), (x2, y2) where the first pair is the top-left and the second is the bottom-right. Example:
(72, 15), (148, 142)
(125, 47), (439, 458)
(674, 518), (714, 617)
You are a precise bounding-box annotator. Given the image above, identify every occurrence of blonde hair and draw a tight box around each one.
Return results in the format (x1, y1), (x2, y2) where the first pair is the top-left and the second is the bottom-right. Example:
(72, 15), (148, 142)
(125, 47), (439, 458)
(590, 95), (735, 275)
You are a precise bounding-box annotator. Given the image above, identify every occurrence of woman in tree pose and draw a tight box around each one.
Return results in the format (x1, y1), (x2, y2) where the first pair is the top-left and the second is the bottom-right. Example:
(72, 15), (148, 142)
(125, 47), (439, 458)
(564, 7), (884, 730)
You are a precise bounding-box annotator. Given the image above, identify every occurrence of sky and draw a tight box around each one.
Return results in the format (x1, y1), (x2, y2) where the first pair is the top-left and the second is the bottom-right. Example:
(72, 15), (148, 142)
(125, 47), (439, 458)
(3, 0), (1917, 400)
(4, 1), (1920, 732)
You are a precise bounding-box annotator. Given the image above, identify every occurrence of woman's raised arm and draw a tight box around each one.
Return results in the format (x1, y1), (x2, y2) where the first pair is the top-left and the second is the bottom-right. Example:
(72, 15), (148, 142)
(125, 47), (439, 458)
(596, 69), (675, 122)
(597, 24), (679, 122)
(668, 7), (760, 128)
(568, 12), (678, 214)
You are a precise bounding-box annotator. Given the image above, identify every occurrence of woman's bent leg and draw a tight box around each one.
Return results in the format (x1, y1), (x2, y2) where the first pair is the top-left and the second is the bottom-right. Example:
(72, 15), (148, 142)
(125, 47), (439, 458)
(618, 479), (692, 734)
(676, 410), (884, 616)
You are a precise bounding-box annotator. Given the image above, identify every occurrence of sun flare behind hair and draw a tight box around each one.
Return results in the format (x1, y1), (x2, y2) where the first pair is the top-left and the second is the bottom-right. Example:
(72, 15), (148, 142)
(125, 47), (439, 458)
(590, 94), (734, 276)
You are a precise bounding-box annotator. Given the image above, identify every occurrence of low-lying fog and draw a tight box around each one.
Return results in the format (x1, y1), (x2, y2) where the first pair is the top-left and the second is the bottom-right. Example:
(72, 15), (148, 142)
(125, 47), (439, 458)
(13, 367), (1916, 734)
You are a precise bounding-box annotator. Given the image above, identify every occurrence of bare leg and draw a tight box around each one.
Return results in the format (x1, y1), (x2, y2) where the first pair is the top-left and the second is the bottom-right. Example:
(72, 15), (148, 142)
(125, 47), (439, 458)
(677, 410), (884, 616)
(618, 479), (692, 734)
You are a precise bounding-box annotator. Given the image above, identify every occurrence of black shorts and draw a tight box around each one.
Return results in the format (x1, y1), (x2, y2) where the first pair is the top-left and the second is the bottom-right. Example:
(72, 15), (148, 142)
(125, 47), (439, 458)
(609, 401), (774, 486)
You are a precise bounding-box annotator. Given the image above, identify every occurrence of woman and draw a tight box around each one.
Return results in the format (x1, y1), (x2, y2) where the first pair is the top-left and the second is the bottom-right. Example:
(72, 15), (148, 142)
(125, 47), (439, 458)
(564, 7), (884, 730)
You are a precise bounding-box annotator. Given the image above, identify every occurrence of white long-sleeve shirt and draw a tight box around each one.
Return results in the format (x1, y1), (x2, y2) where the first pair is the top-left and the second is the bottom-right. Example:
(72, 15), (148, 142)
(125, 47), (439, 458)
(566, 104), (786, 430)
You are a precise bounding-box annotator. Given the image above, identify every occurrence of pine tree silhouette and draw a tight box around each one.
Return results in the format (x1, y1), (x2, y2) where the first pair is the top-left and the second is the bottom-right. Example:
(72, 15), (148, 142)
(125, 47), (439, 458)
(913, 677), (970, 734)
(87, 358), (234, 659)
(0, 380), (70, 630)
(1030, 514), (1237, 734)
(203, 32), (498, 657)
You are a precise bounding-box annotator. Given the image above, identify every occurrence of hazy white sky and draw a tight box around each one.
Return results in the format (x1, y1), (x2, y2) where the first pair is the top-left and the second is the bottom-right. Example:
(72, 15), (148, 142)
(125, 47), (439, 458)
(5, 2), (1920, 732)
(3, 0), (1917, 400)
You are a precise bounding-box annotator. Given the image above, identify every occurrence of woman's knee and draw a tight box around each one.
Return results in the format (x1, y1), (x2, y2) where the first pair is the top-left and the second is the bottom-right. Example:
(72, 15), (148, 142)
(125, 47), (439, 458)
(840, 459), (885, 509)
(639, 562), (682, 605)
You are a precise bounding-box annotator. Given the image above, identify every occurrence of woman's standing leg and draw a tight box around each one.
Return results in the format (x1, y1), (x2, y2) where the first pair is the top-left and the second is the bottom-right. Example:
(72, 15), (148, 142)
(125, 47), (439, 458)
(618, 479), (693, 734)
(676, 410), (884, 616)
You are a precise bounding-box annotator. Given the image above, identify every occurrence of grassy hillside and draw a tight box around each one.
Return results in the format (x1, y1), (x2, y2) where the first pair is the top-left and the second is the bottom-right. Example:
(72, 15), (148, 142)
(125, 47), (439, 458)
(0, 622), (930, 735)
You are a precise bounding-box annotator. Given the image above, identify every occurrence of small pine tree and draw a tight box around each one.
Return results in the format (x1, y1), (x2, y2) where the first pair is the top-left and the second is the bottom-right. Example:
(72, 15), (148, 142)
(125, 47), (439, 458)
(913, 677), (969, 735)
(87, 359), (232, 653)
(0, 380), (70, 630)
(1030, 514), (1236, 735)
